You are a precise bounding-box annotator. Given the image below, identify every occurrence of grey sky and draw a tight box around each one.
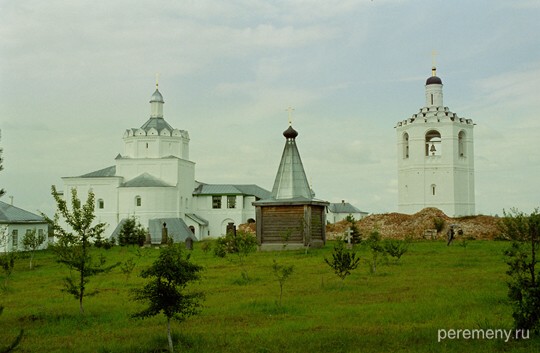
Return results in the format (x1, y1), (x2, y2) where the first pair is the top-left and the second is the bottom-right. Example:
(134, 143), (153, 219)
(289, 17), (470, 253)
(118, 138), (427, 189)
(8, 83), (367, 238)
(1, 0), (539, 217)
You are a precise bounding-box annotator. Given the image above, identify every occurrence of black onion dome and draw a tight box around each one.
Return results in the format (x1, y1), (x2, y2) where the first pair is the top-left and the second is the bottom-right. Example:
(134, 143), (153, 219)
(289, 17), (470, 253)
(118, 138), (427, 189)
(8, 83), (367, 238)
(426, 76), (442, 85)
(283, 125), (298, 139)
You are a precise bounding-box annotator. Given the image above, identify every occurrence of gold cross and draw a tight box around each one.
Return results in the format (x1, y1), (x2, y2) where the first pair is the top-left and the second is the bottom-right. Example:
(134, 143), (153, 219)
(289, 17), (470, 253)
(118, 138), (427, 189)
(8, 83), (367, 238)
(155, 73), (160, 88)
(286, 106), (295, 125)
(431, 50), (438, 68)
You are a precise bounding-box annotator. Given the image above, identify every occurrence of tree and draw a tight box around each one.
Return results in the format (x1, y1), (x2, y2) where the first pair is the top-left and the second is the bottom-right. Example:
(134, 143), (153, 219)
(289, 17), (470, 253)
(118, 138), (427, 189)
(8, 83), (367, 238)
(345, 214), (362, 244)
(118, 216), (147, 246)
(22, 229), (46, 269)
(383, 239), (409, 262)
(272, 259), (294, 307)
(325, 240), (361, 282)
(131, 242), (204, 353)
(0, 228), (16, 290)
(0, 251), (16, 290)
(500, 208), (540, 333)
(365, 230), (385, 274)
(43, 186), (118, 314)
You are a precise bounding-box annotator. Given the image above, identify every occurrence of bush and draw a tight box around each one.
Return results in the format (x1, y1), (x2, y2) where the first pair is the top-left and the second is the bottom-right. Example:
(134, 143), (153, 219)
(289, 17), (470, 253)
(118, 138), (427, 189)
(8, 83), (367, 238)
(433, 217), (446, 233)
(118, 217), (147, 246)
(325, 240), (360, 282)
(383, 239), (409, 261)
(213, 230), (257, 263)
(501, 208), (540, 334)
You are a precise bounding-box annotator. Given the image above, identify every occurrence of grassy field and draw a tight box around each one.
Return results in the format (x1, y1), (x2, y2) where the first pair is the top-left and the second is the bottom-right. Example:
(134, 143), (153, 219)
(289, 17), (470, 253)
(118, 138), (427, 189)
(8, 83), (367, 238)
(1, 240), (538, 353)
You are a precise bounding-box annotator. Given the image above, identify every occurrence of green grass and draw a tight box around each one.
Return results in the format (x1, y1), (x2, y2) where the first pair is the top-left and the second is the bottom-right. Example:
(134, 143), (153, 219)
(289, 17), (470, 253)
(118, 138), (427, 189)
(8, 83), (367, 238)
(1, 241), (538, 352)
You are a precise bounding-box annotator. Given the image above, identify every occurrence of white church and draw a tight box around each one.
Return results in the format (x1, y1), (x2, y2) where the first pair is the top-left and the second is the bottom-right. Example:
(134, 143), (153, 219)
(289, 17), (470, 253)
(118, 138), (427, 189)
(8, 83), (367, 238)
(61, 84), (271, 242)
(395, 67), (475, 217)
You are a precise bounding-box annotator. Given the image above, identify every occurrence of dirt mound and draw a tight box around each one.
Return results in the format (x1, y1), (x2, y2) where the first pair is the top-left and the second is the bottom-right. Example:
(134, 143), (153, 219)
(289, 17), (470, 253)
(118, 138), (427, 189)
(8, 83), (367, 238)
(326, 208), (501, 240)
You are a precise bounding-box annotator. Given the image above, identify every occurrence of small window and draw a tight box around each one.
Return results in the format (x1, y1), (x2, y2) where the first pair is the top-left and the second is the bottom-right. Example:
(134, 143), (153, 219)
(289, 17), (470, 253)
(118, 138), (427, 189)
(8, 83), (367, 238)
(212, 196), (221, 209)
(227, 195), (236, 209)
(431, 184), (436, 196)
(12, 230), (18, 249)
(458, 131), (466, 157)
(135, 196), (142, 207)
(38, 229), (44, 237)
(98, 199), (104, 209)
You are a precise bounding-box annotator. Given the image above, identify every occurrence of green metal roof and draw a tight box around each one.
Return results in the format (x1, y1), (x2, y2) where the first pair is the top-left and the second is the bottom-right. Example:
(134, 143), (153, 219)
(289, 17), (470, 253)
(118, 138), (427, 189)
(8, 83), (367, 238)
(0, 201), (45, 223)
(121, 173), (172, 187)
(271, 125), (313, 200)
(186, 213), (209, 226)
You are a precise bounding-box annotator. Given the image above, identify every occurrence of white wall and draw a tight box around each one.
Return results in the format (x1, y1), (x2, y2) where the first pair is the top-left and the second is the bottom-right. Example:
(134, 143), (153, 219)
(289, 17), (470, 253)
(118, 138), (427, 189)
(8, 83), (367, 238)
(0, 224), (48, 253)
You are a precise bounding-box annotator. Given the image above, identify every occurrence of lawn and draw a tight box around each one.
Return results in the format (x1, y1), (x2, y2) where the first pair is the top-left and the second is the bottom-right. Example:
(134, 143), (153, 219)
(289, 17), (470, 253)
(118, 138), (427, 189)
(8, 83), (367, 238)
(1, 240), (538, 353)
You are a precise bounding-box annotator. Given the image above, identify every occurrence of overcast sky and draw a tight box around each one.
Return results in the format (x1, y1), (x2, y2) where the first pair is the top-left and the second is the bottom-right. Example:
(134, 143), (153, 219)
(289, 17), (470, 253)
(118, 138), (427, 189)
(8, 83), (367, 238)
(1, 0), (539, 218)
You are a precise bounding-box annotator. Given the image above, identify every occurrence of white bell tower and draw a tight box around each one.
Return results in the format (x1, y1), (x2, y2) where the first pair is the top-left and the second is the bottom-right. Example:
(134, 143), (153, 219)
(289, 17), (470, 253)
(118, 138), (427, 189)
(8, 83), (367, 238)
(396, 67), (475, 216)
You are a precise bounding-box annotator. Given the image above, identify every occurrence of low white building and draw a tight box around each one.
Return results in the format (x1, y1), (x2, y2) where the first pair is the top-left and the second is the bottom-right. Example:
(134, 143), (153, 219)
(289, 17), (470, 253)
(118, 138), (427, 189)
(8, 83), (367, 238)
(62, 84), (270, 241)
(327, 201), (368, 223)
(0, 200), (48, 252)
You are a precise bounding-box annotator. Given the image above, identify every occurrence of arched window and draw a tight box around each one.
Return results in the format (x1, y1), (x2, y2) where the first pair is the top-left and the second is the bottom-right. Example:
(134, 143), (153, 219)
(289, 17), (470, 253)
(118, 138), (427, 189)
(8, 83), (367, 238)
(135, 196), (142, 207)
(431, 184), (436, 196)
(425, 130), (442, 156)
(458, 131), (465, 157)
(403, 133), (409, 159)
(97, 199), (104, 209)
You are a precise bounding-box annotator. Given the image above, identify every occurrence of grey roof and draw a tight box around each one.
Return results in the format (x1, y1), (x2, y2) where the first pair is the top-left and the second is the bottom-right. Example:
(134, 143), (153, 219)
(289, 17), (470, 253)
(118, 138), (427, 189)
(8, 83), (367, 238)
(79, 166), (116, 178)
(148, 218), (197, 244)
(139, 117), (174, 132)
(328, 202), (366, 214)
(271, 125), (313, 200)
(193, 183), (271, 199)
(0, 201), (45, 224)
(185, 213), (209, 226)
(121, 173), (172, 188)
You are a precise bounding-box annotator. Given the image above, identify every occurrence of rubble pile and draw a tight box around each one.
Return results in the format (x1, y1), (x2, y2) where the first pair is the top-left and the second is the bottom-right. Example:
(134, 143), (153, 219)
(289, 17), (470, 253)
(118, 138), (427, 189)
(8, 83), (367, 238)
(326, 208), (501, 240)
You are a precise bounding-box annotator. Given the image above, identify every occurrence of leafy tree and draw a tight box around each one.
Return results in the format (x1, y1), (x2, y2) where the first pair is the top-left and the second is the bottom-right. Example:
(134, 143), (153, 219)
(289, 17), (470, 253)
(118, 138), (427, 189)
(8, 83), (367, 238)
(272, 259), (294, 307)
(131, 242), (204, 353)
(325, 240), (360, 282)
(500, 208), (540, 333)
(365, 230), (385, 274)
(118, 216), (147, 246)
(43, 186), (118, 314)
(0, 306), (23, 353)
(22, 229), (46, 269)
